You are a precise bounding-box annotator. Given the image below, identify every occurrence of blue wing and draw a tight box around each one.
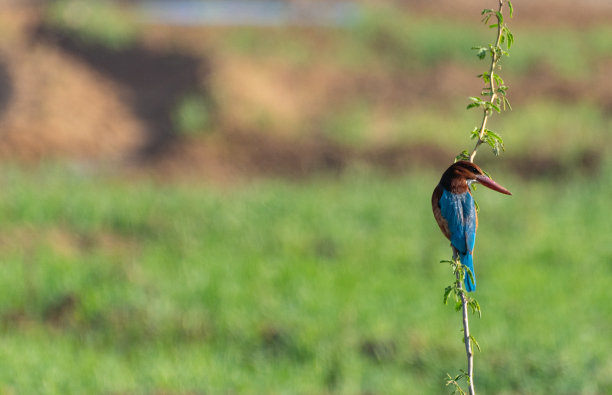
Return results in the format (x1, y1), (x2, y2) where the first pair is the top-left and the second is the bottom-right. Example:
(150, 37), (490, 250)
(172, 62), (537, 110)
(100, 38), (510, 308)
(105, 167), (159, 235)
(439, 189), (477, 291)
(439, 189), (476, 255)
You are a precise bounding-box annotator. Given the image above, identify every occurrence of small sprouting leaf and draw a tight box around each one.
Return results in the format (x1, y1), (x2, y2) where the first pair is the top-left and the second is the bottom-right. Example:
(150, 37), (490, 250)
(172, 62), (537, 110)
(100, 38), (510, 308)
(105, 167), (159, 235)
(468, 298), (482, 317)
(487, 138), (497, 150)
(489, 23), (498, 29)
(506, 29), (514, 49)
(455, 300), (462, 312)
(467, 96), (484, 110)
(495, 11), (504, 24)
(483, 128), (505, 156)
(472, 46), (487, 60)
(471, 127), (480, 140)
(464, 265), (475, 286)
(470, 334), (482, 352)
(455, 150), (470, 162)
(481, 8), (494, 15)
(490, 102), (501, 113)
(473, 197), (479, 213)
(508, 0), (514, 18)
(503, 96), (513, 110)
(446, 373), (468, 395)
(492, 73), (504, 87)
(444, 286), (453, 304)
(487, 129), (503, 142)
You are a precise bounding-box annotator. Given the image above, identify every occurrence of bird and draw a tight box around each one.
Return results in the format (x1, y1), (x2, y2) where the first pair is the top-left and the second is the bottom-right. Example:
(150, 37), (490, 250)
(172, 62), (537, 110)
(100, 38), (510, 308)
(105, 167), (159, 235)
(432, 161), (511, 292)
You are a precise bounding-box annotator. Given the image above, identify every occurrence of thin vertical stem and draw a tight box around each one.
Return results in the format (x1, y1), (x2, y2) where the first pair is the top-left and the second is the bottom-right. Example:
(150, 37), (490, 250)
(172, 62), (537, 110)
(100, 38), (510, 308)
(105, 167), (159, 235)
(469, 0), (504, 163)
(453, 248), (475, 395)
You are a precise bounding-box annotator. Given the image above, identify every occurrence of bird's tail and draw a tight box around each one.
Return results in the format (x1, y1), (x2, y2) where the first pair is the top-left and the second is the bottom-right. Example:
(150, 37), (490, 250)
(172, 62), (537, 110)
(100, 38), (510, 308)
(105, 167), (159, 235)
(460, 253), (476, 292)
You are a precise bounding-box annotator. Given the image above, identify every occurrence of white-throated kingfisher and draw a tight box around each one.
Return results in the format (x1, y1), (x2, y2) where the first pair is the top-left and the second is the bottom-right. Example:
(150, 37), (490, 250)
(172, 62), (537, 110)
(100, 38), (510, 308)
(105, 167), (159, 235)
(432, 161), (511, 292)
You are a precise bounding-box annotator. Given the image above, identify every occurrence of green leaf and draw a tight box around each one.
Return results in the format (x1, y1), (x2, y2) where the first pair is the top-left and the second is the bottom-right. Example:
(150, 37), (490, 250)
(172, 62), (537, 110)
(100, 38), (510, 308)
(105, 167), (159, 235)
(503, 96), (513, 110)
(466, 96), (484, 110)
(481, 8), (495, 15)
(484, 129), (505, 155)
(495, 11), (504, 24)
(445, 373), (468, 395)
(471, 46), (487, 60)
(468, 298), (482, 318)
(444, 286), (453, 304)
(470, 334), (482, 352)
(492, 73), (504, 86)
(506, 29), (514, 49)
(487, 129), (504, 142)
(464, 265), (475, 286)
(490, 102), (501, 113)
(471, 127), (480, 140)
(508, 0), (514, 18)
(455, 150), (470, 161)
(455, 300), (462, 312)
(489, 23), (498, 29)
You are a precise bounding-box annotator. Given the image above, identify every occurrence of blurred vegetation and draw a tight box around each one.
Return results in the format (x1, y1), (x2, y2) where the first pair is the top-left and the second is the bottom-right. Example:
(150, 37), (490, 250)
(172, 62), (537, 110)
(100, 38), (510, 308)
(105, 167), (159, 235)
(46, 0), (139, 49)
(0, 161), (610, 393)
(219, 5), (612, 78)
(346, 8), (612, 77)
(208, 6), (611, 155)
(172, 93), (213, 137)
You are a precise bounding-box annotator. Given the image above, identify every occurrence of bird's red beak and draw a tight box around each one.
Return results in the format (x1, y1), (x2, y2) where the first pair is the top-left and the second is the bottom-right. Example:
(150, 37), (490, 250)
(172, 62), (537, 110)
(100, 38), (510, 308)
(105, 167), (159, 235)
(476, 174), (512, 195)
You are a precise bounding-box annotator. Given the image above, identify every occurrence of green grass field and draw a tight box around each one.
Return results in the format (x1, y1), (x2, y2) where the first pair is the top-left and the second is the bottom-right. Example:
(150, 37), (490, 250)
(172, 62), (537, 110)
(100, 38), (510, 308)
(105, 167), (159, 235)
(0, 159), (610, 394)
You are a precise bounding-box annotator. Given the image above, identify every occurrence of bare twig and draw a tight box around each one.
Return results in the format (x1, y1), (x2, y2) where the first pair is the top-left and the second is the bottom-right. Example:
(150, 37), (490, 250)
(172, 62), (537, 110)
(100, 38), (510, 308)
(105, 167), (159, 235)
(469, 0), (505, 163)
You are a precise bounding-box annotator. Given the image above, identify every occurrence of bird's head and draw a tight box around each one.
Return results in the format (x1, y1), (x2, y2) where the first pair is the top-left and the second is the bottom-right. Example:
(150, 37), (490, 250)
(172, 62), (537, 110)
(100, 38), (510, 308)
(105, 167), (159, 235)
(442, 160), (512, 195)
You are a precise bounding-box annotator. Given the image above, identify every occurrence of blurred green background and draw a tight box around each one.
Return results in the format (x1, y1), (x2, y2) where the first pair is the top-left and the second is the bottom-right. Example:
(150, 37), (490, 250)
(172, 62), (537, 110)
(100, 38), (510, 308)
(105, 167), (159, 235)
(0, 0), (610, 394)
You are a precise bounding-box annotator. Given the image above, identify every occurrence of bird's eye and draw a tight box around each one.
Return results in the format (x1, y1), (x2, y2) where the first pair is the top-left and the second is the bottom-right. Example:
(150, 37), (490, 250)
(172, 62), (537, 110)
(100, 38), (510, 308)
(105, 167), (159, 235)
(470, 167), (479, 174)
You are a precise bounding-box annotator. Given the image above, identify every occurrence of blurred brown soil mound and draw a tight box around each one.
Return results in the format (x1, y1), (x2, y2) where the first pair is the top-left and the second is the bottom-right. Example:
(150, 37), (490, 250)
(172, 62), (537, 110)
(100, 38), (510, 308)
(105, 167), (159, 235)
(138, 131), (452, 182)
(0, 8), (145, 163)
(0, 5), (608, 182)
(0, 44), (145, 162)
